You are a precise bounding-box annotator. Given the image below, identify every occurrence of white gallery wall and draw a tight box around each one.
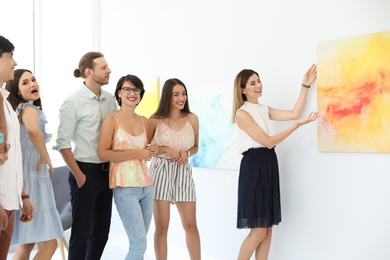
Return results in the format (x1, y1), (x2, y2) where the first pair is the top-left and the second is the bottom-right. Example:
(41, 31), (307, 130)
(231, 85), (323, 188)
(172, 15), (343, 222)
(100, 1), (390, 259)
(9, 0), (390, 259)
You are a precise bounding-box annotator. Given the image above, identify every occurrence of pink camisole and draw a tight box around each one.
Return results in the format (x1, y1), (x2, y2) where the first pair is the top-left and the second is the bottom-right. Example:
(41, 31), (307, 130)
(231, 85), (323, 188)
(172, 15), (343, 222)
(109, 115), (153, 188)
(152, 118), (194, 157)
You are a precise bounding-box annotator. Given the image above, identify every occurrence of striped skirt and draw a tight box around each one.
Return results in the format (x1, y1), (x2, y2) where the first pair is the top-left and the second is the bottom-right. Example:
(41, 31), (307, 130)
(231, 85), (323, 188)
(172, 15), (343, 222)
(150, 156), (196, 204)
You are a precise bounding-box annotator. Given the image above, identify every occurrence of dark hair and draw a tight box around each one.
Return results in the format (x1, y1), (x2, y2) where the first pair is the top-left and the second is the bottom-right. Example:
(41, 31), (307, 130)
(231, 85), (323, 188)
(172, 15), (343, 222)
(231, 69), (259, 122)
(73, 52), (104, 78)
(0, 35), (15, 57)
(5, 69), (43, 111)
(115, 74), (145, 107)
(151, 78), (191, 118)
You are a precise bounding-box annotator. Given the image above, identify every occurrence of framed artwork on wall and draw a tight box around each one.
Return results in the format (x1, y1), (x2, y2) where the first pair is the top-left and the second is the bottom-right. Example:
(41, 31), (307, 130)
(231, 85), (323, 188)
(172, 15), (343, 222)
(189, 78), (241, 170)
(317, 30), (390, 152)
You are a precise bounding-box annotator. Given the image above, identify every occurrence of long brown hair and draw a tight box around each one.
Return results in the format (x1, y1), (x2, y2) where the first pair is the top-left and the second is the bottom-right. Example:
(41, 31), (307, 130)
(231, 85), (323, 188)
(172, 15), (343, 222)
(5, 69), (43, 111)
(151, 78), (191, 119)
(231, 69), (258, 123)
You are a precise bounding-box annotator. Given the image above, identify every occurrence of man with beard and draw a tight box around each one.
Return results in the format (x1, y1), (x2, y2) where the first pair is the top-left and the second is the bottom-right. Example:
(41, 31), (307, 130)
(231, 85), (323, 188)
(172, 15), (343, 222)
(54, 52), (117, 260)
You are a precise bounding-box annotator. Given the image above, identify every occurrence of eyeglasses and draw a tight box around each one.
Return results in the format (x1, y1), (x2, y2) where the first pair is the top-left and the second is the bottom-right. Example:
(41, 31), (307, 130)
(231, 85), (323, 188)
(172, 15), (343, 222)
(122, 87), (142, 95)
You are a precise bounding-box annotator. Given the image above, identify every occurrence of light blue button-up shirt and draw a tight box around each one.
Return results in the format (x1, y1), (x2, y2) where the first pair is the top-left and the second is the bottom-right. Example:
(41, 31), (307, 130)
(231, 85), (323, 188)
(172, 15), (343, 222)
(54, 84), (117, 163)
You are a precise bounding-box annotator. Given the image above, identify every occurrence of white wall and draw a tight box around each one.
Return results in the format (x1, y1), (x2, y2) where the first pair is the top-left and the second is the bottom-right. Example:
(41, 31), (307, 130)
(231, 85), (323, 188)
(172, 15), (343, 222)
(99, 1), (390, 259)
(33, 0), (390, 259)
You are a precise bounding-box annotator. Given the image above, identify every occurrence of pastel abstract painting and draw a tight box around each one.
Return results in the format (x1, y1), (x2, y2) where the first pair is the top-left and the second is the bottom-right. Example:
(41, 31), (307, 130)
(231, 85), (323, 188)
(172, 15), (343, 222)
(317, 30), (390, 152)
(188, 78), (241, 170)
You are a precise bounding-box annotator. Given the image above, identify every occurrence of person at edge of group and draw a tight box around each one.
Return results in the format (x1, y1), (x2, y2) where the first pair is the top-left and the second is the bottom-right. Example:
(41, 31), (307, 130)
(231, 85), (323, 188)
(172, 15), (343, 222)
(232, 64), (320, 260)
(0, 35), (34, 260)
(147, 78), (201, 260)
(0, 37), (9, 164)
(98, 74), (157, 259)
(53, 52), (117, 260)
(6, 69), (64, 260)
(0, 93), (6, 157)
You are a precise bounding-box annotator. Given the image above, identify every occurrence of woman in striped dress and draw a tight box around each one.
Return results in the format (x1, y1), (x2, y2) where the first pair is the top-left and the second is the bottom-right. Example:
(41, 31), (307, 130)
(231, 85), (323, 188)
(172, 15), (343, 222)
(148, 78), (200, 260)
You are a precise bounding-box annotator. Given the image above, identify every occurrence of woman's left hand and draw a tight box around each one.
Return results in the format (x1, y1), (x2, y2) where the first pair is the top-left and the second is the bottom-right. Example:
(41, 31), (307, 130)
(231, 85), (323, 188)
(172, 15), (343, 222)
(176, 150), (189, 165)
(302, 64), (317, 86)
(37, 155), (54, 173)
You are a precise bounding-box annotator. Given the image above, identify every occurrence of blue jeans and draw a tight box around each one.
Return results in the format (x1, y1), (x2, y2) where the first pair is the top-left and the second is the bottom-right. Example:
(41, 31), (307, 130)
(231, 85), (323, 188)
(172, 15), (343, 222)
(113, 186), (154, 260)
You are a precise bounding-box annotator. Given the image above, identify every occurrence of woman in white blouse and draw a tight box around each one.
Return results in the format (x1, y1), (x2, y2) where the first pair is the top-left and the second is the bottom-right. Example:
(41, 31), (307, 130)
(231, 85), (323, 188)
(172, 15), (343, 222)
(232, 65), (319, 260)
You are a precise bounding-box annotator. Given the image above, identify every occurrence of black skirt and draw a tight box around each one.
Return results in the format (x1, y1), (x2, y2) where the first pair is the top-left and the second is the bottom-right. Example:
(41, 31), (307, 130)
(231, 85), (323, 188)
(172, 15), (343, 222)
(237, 147), (281, 229)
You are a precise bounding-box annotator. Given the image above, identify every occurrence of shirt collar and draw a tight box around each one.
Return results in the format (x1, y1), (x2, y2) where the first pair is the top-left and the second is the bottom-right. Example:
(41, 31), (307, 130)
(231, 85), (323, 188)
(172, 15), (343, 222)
(80, 83), (106, 101)
(0, 87), (10, 99)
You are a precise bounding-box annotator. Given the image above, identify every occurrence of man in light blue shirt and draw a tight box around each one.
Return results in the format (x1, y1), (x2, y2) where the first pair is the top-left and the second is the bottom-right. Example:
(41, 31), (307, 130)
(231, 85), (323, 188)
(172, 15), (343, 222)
(54, 52), (117, 260)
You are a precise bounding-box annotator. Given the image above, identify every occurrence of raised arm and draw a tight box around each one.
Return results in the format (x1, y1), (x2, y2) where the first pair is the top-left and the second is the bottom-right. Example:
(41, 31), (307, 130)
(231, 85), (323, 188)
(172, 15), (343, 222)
(269, 64), (317, 121)
(20, 106), (53, 173)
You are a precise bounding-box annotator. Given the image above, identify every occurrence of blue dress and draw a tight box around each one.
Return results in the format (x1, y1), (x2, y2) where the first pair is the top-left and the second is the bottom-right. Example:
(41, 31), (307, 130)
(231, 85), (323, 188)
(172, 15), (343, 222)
(12, 102), (64, 244)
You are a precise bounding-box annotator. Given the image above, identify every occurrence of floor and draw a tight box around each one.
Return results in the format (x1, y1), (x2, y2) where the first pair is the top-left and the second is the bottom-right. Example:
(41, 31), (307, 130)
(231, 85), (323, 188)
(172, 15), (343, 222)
(7, 232), (196, 260)
(7, 200), (219, 260)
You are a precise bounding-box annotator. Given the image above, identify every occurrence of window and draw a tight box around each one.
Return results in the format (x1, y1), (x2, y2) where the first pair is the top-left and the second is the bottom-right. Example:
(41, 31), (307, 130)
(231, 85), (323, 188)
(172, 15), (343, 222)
(2, 0), (100, 164)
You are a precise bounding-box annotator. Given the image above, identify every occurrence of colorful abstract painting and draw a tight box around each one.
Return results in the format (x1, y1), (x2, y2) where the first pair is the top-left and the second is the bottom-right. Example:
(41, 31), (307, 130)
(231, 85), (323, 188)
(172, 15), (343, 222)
(135, 77), (159, 118)
(317, 30), (390, 152)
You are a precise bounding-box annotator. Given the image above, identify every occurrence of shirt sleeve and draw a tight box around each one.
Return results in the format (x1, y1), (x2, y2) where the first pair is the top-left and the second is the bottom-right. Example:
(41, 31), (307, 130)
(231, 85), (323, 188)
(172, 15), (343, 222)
(53, 98), (77, 151)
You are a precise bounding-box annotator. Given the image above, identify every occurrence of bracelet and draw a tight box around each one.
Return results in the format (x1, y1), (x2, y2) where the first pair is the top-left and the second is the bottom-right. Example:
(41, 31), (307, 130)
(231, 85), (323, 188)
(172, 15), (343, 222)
(302, 84), (310, 88)
(187, 150), (191, 157)
(21, 195), (30, 200)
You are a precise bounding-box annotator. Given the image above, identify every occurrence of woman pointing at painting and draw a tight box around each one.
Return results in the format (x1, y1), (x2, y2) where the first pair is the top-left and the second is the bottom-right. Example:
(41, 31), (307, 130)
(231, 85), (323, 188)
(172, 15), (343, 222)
(232, 64), (319, 260)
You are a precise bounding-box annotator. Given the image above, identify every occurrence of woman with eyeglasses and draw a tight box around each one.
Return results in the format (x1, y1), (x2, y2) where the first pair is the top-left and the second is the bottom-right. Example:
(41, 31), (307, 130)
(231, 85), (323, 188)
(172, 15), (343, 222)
(98, 74), (157, 259)
(147, 78), (200, 260)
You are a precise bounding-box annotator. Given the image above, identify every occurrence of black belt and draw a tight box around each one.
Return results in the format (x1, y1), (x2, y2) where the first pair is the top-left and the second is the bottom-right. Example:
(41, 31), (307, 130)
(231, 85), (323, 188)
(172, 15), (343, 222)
(76, 161), (110, 171)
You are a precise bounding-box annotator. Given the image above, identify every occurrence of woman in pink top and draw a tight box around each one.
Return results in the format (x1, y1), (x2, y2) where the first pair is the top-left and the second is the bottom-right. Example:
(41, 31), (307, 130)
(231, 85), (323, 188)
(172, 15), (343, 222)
(98, 74), (157, 259)
(148, 78), (200, 260)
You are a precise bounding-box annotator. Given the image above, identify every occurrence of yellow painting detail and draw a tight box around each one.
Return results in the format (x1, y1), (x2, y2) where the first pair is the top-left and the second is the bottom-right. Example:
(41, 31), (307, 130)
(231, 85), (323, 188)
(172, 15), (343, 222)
(135, 77), (159, 118)
(317, 31), (390, 152)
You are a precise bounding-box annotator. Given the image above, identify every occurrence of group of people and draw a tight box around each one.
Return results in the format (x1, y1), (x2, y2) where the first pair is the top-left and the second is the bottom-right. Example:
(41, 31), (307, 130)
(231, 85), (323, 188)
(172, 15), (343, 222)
(0, 33), (319, 260)
(52, 51), (201, 260)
